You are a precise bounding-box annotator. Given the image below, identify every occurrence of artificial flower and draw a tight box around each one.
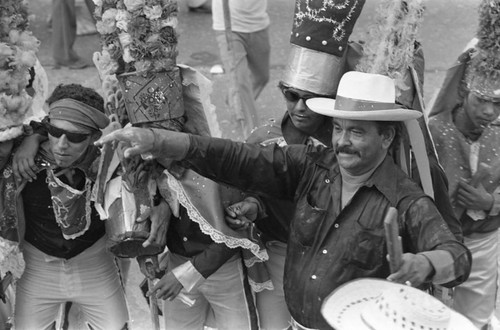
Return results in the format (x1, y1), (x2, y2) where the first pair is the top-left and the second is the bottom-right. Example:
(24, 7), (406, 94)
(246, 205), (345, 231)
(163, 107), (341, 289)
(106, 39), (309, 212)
(160, 16), (177, 28)
(118, 32), (132, 47)
(124, 0), (145, 12)
(122, 47), (134, 63)
(115, 9), (130, 31)
(95, 0), (178, 75)
(143, 5), (162, 20)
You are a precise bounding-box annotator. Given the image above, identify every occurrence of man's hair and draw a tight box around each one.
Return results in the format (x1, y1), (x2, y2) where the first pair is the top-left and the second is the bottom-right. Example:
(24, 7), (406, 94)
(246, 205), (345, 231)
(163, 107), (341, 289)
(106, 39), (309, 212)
(375, 121), (402, 150)
(46, 84), (105, 112)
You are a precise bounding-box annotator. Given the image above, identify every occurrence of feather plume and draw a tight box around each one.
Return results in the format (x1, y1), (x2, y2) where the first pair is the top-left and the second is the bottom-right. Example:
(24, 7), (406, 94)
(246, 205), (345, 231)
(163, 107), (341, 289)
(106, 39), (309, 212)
(356, 0), (424, 99)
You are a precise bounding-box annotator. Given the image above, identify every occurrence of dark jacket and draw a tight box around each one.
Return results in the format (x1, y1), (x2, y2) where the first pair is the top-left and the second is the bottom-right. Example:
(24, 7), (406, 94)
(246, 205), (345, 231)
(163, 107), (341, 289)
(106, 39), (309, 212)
(181, 135), (472, 329)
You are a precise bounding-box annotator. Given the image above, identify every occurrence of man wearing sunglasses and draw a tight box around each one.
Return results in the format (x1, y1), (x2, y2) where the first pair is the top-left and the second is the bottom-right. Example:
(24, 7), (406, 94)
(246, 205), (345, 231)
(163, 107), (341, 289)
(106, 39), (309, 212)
(13, 84), (129, 330)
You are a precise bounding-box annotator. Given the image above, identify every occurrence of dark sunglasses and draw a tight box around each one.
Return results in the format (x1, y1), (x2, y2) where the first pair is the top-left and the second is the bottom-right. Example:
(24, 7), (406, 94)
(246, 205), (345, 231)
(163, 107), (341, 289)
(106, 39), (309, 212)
(280, 87), (318, 103)
(42, 119), (91, 143)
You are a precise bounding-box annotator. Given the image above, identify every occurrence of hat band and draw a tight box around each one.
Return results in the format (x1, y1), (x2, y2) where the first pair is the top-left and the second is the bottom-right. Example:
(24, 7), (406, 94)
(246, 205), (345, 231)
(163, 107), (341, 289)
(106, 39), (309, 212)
(335, 95), (397, 111)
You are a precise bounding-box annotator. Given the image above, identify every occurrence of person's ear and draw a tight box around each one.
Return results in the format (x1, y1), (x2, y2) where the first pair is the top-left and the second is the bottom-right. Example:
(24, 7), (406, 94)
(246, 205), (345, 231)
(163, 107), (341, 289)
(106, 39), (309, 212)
(381, 126), (395, 149)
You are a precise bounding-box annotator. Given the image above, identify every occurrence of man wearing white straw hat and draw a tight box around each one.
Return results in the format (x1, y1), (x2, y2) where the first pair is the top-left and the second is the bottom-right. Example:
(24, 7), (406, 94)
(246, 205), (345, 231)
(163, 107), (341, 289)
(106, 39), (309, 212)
(96, 71), (472, 330)
(320, 278), (476, 330)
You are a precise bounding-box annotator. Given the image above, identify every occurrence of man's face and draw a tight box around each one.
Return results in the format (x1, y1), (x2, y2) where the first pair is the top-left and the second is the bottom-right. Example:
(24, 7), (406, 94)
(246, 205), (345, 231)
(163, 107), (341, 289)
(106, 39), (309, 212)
(332, 119), (394, 176)
(465, 92), (500, 128)
(281, 86), (326, 135)
(48, 119), (93, 168)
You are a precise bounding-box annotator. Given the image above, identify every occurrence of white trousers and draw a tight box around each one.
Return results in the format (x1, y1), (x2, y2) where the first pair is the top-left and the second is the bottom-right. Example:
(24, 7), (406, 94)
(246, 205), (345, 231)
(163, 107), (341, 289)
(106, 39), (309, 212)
(14, 238), (129, 330)
(453, 230), (499, 329)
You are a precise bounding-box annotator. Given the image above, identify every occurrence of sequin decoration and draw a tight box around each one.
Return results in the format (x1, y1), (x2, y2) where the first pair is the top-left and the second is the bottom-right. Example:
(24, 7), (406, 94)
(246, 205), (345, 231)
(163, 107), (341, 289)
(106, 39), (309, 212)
(117, 67), (184, 124)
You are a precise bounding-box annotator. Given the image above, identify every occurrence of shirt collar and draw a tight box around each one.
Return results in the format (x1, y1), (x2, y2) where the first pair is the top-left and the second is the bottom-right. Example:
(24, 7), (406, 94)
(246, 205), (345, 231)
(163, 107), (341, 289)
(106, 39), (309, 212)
(308, 151), (400, 205)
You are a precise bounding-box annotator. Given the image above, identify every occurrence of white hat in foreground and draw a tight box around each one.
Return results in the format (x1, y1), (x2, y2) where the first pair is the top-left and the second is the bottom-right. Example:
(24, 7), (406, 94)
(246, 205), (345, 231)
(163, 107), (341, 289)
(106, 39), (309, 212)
(306, 71), (422, 121)
(321, 278), (475, 330)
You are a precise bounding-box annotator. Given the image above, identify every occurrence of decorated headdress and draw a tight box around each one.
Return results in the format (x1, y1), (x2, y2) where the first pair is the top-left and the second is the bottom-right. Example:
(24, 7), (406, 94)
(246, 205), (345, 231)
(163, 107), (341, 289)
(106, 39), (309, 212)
(465, 0), (500, 101)
(93, 0), (268, 292)
(0, 0), (41, 142)
(93, 0), (183, 127)
(282, 0), (366, 96)
(356, 0), (425, 110)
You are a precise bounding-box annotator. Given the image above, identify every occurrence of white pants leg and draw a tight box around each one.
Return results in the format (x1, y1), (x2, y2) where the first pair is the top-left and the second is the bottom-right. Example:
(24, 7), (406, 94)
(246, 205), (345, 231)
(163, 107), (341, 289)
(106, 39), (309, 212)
(453, 230), (499, 328)
(14, 238), (129, 330)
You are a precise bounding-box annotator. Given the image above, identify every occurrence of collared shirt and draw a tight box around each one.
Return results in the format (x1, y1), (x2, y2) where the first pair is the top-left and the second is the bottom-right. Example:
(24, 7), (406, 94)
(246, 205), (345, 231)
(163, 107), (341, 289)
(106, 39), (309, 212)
(246, 114), (332, 243)
(181, 135), (471, 329)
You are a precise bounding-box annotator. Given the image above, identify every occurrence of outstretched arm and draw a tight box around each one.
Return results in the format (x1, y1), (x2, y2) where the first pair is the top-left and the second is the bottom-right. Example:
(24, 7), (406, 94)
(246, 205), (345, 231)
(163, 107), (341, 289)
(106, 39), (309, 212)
(96, 127), (190, 165)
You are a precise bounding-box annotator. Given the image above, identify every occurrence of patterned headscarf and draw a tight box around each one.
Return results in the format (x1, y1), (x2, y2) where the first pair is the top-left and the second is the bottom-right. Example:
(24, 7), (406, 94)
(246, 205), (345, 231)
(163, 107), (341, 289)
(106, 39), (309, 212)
(48, 98), (109, 132)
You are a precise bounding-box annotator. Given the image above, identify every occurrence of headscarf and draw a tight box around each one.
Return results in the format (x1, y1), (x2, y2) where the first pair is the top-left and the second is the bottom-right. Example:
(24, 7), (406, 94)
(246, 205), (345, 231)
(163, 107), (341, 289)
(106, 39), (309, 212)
(48, 98), (109, 132)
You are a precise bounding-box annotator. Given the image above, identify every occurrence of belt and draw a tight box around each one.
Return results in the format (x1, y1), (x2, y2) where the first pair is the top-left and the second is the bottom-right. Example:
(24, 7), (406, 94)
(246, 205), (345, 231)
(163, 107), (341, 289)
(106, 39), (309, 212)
(290, 318), (318, 330)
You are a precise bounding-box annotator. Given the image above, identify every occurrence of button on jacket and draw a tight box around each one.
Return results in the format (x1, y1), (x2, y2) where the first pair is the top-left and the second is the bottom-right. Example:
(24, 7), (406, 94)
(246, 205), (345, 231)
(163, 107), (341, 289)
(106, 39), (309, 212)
(181, 135), (471, 329)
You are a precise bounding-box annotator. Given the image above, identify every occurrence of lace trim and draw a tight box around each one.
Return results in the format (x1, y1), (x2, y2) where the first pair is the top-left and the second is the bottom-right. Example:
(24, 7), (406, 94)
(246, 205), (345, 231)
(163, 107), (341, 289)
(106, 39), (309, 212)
(0, 237), (25, 280)
(244, 255), (263, 268)
(249, 278), (274, 293)
(165, 170), (268, 261)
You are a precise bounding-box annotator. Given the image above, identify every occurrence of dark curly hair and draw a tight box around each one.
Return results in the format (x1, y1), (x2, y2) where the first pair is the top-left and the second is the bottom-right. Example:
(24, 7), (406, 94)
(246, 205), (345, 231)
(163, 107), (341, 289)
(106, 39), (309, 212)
(46, 84), (105, 112)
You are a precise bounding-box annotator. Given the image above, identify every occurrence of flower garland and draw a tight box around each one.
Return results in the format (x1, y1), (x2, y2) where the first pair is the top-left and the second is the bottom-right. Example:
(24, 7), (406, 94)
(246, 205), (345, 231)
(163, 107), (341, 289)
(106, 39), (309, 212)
(0, 0), (40, 140)
(94, 0), (179, 75)
(467, 0), (500, 97)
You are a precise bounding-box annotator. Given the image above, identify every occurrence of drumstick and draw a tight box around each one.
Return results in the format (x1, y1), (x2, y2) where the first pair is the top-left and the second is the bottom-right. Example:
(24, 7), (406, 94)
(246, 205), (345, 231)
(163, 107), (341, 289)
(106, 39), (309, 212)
(384, 207), (403, 273)
(145, 261), (160, 330)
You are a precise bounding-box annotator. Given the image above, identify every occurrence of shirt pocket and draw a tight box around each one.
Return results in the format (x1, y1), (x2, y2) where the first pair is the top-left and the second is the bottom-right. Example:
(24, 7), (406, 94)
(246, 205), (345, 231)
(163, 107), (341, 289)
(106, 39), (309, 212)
(344, 229), (385, 270)
(291, 194), (328, 247)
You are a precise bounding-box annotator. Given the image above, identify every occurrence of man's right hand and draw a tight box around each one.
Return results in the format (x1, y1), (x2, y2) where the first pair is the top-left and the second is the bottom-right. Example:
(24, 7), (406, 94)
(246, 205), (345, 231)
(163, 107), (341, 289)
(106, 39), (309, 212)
(147, 271), (184, 301)
(141, 199), (171, 248)
(12, 134), (44, 182)
(96, 127), (191, 164)
(96, 127), (156, 158)
(225, 198), (259, 230)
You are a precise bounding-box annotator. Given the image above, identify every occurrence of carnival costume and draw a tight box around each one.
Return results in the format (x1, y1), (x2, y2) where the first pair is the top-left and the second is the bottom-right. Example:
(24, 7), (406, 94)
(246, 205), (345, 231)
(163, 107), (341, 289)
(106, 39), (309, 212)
(428, 2), (500, 327)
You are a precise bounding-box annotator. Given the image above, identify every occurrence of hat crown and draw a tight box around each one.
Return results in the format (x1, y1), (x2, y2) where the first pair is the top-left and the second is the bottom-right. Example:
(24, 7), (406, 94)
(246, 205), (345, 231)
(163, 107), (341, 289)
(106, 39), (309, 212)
(336, 71), (396, 105)
(362, 287), (451, 330)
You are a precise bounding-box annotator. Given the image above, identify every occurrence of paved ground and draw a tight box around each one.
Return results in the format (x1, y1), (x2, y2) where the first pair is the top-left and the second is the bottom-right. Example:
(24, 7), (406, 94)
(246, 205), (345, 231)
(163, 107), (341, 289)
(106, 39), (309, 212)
(23, 0), (498, 329)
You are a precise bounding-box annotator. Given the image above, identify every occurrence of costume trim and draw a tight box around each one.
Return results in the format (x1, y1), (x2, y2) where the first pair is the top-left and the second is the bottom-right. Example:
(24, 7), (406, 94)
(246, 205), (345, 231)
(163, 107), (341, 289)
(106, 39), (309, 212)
(164, 169), (268, 261)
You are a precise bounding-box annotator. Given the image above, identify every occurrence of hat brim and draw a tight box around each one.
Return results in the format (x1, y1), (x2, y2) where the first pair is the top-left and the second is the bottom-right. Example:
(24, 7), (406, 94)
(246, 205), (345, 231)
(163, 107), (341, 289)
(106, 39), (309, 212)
(321, 278), (476, 330)
(307, 98), (422, 121)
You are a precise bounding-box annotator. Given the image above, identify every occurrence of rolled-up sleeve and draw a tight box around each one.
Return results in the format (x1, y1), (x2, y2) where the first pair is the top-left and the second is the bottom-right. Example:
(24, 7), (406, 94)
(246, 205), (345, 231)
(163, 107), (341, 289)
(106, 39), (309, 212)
(404, 197), (472, 287)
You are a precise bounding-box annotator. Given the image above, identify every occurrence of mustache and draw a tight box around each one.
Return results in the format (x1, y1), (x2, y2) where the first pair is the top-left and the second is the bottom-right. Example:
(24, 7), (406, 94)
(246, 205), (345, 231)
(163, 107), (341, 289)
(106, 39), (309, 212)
(335, 145), (359, 155)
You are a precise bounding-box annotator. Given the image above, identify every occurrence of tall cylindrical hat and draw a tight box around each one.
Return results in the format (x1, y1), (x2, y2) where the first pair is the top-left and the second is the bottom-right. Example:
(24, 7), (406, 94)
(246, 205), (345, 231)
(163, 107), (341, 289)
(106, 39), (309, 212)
(282, 0), (366, 96)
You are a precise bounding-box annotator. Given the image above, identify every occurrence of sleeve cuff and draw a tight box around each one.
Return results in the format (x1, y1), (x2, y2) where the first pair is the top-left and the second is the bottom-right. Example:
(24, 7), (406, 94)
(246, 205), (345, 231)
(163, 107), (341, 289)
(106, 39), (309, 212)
(244, 195), (267, 219)
(488, 190), (500, 216)
(171, 261), (205, 292)
(418, 251), (455, 285)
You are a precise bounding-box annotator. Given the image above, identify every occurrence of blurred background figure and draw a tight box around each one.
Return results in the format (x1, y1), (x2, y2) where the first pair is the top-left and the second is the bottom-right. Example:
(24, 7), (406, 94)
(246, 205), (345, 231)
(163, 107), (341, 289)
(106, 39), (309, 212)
(187, 0), (212, 13)
(212, 0), (270, 136)
(51, 0), (95, 69)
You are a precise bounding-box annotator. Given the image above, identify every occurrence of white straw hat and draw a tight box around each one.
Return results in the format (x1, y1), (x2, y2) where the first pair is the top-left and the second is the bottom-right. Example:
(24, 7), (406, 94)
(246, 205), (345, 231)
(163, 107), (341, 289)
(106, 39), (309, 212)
(321, 278), (475, 330)
(306, 71), (422, 121)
